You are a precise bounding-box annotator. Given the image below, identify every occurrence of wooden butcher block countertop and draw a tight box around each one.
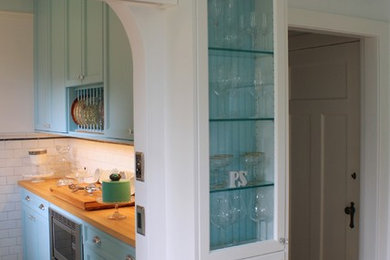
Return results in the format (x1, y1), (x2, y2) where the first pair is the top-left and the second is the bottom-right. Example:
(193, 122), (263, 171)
(18, 179), (135, 247)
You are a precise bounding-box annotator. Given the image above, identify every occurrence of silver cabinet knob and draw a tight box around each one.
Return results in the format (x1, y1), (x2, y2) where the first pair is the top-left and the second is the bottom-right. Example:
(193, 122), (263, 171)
(43, 123), (51, 129)
(38, 204), (45, 211)
(78, 74), (85, 80)
(125, 255), (135, 260)
(92, 236), (101, 246)
(25, 196), (30, 201)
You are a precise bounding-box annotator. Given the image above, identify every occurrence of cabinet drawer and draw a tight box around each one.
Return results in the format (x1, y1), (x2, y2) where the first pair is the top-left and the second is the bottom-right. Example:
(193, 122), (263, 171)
(84, 224), (135, 259)
(20, 188), (50, 218)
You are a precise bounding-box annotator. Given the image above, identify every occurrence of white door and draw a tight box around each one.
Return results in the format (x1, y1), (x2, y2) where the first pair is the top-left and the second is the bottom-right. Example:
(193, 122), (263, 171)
(289, 35), (360, 260)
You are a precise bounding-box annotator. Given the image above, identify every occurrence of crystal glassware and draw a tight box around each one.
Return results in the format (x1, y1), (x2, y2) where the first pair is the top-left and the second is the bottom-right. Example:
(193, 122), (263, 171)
(248, 188), (273, 240)
(241, 152), (265, 184)
(210, 154), (233, 189)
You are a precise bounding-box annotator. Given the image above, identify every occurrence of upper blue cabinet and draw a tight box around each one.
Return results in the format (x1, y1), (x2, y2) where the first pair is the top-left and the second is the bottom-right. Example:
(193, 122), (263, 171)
(34, 0), (134, 142)
(34, 0), (67, 133)
(65, 0), (103, 87)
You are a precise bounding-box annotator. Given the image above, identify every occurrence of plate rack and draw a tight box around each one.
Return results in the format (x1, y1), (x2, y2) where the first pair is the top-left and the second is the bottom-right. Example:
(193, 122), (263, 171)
(68, 85), (104, 134)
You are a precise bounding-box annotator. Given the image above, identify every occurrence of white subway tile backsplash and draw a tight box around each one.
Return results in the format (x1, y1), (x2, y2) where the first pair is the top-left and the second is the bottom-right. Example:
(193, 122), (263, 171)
(7, 211), (20, 220)
(0, 221), (17, 231)
(0, 169), (13, 177)
(2, 254), (18, 260)
(0, 231), (7, 240)
(5, 159), (22, 168)
(21, 140), (38, 149)
(4, 142), (21, 150)
(0, 247), (9, 256)
(0, 186), (14, 194)
(6, 176), (22, 185)
(37, 139), (54, 148)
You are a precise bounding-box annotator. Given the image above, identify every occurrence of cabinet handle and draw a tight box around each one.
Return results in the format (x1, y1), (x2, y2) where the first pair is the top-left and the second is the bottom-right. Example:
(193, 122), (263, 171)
(38, 204), (45, 211)
(92, 236), (101, 246)
(126, 255), (135, 260)
(78, 74), (85, 80)
(28, 214), (35, 222)
(43, 123), (51, 129)
(25, 196), (30, 201)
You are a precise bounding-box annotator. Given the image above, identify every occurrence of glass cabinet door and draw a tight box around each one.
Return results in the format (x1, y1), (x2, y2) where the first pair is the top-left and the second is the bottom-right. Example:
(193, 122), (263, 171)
(205, 0), (285, 257)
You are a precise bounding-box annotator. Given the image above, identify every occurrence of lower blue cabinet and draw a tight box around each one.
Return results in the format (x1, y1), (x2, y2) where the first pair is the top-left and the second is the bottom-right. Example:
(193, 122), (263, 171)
(84, 244), (110, 260)
(21, 188), (135, 260)
(22, 200), (50, 260)
(83, 223), (135, 260)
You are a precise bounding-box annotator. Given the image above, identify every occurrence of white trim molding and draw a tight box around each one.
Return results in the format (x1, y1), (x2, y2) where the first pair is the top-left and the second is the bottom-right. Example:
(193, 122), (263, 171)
(288, 7), (390, 260)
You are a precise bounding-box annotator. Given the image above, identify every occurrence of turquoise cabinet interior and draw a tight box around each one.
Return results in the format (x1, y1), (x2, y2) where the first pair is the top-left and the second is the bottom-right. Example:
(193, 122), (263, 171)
(208, 0), (275, 250)
(65, 0), (103, 87)
(34, 0), (134, 142)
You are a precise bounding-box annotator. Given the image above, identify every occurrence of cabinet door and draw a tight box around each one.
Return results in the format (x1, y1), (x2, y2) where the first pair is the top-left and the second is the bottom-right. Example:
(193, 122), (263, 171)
(84, 245), (109, 260)
(36, 211), (50, 260)
(22, 205), (50, 260)
(50, 0), (67, 132)
(34, 0), (51, 131)
(199, 0), (287, 259)
(22, 206), (37, 260)
(83, 0), (103, 85)
(66, 0), (103, 87)
(104, 5), (134, 141)
(66, 0), (83, 86)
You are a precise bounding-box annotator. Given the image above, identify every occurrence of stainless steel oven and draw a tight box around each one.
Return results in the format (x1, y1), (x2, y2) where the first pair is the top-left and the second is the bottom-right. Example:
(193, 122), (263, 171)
(49, 208), (82, 260)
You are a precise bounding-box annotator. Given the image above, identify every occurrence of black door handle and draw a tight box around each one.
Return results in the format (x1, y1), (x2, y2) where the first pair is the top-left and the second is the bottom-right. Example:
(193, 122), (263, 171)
(344, 202), (356, 228)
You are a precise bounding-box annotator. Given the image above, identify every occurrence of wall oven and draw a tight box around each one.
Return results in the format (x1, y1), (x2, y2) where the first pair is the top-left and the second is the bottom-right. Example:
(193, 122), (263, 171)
(49, 208), (82, 260)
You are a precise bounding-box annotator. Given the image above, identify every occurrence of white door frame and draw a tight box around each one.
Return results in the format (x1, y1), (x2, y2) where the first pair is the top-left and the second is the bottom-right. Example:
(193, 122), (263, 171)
(288, 8), (390, 260)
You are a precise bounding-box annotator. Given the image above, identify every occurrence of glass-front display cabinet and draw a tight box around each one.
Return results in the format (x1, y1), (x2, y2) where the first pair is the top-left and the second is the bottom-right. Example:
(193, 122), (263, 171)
(200, 0), (287, 259)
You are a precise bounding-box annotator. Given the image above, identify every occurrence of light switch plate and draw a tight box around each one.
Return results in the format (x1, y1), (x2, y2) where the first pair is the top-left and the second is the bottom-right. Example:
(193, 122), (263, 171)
(135, 152), (144, 182)
(136, 205), (145, 236)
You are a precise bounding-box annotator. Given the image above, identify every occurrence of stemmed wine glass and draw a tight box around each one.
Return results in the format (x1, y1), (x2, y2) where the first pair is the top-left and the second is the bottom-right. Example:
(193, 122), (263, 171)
(246, 12), (270, 50)
(248, 188), (273, 241)
(241, 152), (265, 185)
(211, 192), (243, 247)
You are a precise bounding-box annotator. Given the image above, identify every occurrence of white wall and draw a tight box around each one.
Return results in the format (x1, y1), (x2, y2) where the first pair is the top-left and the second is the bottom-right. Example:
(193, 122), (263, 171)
(288, 0), (390, 22)
(0, 11), (33, 133)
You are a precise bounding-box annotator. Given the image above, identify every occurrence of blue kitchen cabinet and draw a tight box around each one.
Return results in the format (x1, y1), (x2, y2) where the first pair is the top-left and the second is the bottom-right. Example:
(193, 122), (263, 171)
(34, 0), (51, 132)
(103, 5), (134, 141)
(34, 0), (134, 142)
(84, 245), (110, 260)
(66, 0), (103, 87)
(34, 0), (67, 133)
(83, 222), (135, 260)
(21, 189), (50, 260)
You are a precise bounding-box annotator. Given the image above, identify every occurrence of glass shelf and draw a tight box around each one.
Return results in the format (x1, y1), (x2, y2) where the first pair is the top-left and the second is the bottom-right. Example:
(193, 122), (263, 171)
(209, 47), (273, 55)
(209, 117), (274, 122)
(210, 181), (274, 193)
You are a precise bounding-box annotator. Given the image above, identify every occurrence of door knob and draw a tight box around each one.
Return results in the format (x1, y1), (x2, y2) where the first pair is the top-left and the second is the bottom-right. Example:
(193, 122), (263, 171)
(344, 202), (356, 228)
